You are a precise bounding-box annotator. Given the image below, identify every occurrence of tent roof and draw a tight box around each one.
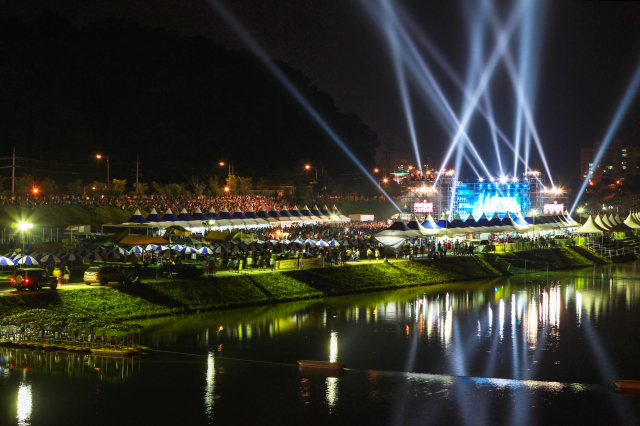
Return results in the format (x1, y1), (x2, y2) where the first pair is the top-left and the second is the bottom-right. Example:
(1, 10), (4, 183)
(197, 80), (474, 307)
(573, 215), (606, 233)
(192, 207), (208, 221)
(145, 208), (162, 223)
(176, 208), (195, 222)
(124, 209), (150, 224)
(119, 236), (169, 246)
(218, 207), (235, 220)
(232, 208), (248, 219)
(161, 208), (179, 222)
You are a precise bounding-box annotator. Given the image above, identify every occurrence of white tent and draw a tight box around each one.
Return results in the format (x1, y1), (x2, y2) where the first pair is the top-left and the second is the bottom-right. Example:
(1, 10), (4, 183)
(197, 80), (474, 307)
(375, 219), (416, 248)
(573, 216), (606, 233)
(624, 213), (640, 230)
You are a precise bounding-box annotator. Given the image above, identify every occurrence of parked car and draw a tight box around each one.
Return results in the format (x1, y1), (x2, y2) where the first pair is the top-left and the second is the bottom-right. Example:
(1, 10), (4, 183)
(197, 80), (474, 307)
(10, 268), (58, 291)
(83, 266), (123, 285)
(161, 264), (203, 279)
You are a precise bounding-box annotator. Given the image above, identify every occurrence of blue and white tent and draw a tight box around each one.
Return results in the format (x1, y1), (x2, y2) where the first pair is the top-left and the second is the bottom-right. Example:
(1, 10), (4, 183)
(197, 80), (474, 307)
(421, 214), (441, 234)
(197, 246), (215, 255)
(300, 205), (322, 222)
(192, 207), (209, 222)
(16, 255), (39, 265)
(244, 207), (270, 227)
(374, 219), (415, 248)
(146, 208), (163, 223)
(159, 209), (179, 228)
(332, 205), (351, 222)
(310, 205), (331, 222)
(406, 215), (430, 236)
(206, 208), (222, 222)
(269, 207), (292, 224)
(256, 206), (280, 226)
(131, 246), (146, 254)
(0, 256), (16, 266)
(124, 209), (150, 224)
(176, 208), (200, 227)
(290, 206), (313, 223)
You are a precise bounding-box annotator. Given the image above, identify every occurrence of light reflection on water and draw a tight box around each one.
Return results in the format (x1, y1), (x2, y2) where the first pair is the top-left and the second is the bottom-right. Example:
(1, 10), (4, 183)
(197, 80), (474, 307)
(3, 264), (640, 425)
(16, 382), (32, 426)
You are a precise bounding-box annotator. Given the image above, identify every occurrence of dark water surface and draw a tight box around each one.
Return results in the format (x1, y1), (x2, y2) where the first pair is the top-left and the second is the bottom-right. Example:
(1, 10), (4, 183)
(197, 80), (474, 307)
(3, 263), (640, 425)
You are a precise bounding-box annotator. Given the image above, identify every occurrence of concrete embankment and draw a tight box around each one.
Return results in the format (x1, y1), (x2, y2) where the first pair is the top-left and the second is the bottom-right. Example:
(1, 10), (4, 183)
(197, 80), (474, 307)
(0, 257), (501, 320)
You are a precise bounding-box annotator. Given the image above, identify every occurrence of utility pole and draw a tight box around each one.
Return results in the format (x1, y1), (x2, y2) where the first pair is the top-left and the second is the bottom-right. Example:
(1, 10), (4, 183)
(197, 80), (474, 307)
(11, 147), (15, 194)
(132, 156), (142, 192)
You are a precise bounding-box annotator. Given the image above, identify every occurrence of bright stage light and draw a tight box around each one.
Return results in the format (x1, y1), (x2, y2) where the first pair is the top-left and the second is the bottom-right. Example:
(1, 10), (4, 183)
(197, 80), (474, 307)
(500, 176), (508, 184)
(479, 177), (484, 182)
(208, 0), (401, 212)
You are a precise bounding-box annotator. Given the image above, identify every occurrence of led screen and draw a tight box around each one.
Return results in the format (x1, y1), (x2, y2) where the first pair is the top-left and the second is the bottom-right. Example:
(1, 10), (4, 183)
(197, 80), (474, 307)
(471, 194), (521, 218)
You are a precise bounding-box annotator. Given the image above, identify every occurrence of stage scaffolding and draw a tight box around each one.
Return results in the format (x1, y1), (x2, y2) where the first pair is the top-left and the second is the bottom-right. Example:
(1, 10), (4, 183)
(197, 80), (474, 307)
(399, 170), (570, 221)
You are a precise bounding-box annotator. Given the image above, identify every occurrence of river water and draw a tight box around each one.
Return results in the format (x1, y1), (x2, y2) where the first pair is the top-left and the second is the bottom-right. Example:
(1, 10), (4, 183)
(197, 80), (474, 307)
(2, 263), (640, 425)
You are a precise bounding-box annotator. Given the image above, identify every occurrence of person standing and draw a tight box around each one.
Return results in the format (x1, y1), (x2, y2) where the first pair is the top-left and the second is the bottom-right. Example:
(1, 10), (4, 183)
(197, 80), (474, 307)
(62, 266), (71, 284)
(375, 248), (380, 261)
(367, 247), (373, 261)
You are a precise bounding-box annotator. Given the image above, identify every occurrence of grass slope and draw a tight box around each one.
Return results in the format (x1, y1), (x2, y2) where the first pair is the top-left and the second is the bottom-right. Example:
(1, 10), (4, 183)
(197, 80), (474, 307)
(0, 205), (136, 228)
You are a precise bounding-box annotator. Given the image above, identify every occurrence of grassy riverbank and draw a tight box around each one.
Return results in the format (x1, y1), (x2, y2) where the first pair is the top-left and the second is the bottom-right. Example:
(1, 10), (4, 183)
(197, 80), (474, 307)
(0, 257), (500, 320)
(0, 200), (398, 229)
(0, 204), (132, 228)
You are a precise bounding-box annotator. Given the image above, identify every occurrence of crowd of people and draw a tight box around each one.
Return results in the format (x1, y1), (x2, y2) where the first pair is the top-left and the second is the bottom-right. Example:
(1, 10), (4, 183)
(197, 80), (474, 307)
(0, 194), (293, 215)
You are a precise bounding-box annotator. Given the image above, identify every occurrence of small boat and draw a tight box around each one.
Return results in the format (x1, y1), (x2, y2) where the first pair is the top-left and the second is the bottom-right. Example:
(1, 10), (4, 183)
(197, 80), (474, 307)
(614, 380), (640, 393)
(297, 360), (346, 370)
(91, 348), (134, 357)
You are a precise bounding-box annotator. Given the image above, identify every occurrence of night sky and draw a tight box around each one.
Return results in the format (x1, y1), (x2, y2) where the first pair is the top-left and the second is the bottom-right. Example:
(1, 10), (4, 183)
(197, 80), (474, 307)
(3, 0), (640, 185)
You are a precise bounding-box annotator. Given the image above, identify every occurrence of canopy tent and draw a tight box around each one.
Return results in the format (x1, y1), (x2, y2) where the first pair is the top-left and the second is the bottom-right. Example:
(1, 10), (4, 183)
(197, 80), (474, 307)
(321, 205), (334, 218)
(502, 212), (526, 232)
(459, 214), (479, 233)
(145, 208), (162, 223)
(176, 208), (202, 228)
(205, 231), (236, 241)
(290, 206), (315, 223)
(310, 205), (331, 222)
(256, 206), (282, 225)
(332, 205), (351, 222)
(421, 214), (440, 232)
(269, 207), (292, 224)
(206, 208), (222, 222)
(594, 215), (613, 231)
(120, 236), (169, 246)
(279, 207), (301, 223)
(158, 209), (180, 228)
(624, 213), (640, 230)
(406, 215), (430, 236)
(192, 207), (209, 222)
(164, 225), (191, 237)
(215, 208), (238, 227)
(243, 207), (270, 227)
(573, 216), (606, 233)
(374, 219), (416, 248)
(513, 213), (530, 231)
(300, 205), (323, 222)
(123, 209), (150, 224)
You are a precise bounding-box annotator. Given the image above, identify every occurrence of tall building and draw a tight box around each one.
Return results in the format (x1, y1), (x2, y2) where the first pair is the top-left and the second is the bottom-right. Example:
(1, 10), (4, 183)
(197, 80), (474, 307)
(581, 139), (640, 183)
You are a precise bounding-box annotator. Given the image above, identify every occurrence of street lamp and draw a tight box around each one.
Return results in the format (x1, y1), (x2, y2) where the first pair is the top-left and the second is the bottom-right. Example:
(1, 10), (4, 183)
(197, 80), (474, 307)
(18, 222), (33, 255)
(96, 155), (110, 188)
(531, 209), (538, 238)
(305, 165), (317, 181)
(220, 162), (231, 180)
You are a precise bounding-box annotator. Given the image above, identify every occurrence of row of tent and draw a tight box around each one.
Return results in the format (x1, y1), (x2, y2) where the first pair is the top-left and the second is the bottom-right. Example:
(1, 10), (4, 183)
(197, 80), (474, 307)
(0, 236), (374, 265)
(384, 211), (581, 238)
(573, 212), (640, 233)
(122, 205), (350, 228)
(374, 212), (581, 248)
